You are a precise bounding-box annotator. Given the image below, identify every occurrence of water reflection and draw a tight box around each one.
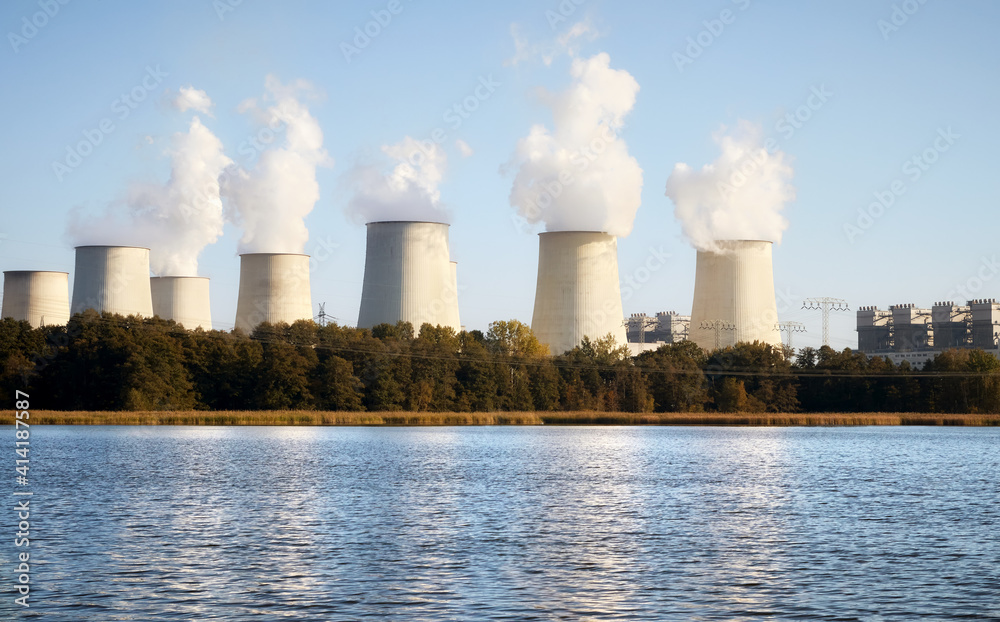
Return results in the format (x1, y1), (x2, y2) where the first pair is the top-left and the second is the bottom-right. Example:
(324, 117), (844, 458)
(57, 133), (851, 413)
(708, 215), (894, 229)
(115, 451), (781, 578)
(16, 425), (1000, 620)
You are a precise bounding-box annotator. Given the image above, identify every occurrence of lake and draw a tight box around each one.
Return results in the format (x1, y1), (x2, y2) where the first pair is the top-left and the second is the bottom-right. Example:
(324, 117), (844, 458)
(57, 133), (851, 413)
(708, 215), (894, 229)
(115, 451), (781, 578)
(5, 426), (998, 620)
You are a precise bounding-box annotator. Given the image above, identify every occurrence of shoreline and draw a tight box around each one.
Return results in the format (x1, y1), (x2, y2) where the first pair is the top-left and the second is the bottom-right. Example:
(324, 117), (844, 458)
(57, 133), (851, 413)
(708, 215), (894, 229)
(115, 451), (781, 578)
(21, 411), (1000, 426)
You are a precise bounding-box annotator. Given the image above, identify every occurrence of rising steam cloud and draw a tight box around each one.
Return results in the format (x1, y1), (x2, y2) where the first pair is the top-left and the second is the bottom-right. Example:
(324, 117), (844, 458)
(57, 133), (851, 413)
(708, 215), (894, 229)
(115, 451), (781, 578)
(344, 136), (450, 223)
(222, 76), (331, 253)
(68, 113), (232, 276)
(665, 121), (795, 252)
(507, 52), (643, 236)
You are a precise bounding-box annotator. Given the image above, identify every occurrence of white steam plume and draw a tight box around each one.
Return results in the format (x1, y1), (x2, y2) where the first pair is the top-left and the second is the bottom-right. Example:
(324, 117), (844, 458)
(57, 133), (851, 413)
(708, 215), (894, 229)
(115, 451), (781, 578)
(67, 115), (232, 276)
(343, 136), (450, 223)
(506, 52), (643, 236)
(665, 121), (795, 252)
(171, 86), (214, 115)
(222, 75), (331, 253)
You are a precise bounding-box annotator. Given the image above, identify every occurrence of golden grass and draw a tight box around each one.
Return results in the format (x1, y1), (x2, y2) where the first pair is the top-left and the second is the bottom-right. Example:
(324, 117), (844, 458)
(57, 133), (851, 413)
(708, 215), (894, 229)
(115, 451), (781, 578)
(24, 410), (1000, 426)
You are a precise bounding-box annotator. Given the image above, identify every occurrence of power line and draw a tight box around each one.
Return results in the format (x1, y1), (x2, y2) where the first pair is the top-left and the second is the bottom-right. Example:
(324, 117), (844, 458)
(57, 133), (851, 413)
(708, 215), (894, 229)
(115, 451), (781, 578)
(802, 297), (850, 347)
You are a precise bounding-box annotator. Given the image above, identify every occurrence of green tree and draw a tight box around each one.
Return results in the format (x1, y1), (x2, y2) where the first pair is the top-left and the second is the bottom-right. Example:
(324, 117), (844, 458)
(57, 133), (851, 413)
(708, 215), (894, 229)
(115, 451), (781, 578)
(636, 341), (709, 412)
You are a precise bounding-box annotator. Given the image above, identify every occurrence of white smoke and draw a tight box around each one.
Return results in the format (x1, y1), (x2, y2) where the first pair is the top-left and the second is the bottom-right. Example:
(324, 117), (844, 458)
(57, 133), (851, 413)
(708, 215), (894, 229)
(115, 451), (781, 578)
(171, 86), (214, 115)
(343, 136), (450, 223)
(68, 115), (232, 276)
(665, 121), (795, 252)
(506, 52), (643, 236)
(222, 75), (331, 253)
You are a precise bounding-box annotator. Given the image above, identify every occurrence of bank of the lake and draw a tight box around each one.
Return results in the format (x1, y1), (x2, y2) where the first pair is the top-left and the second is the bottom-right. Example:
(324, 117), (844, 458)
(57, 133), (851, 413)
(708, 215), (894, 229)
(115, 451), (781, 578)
(26, 410), (1000, 426)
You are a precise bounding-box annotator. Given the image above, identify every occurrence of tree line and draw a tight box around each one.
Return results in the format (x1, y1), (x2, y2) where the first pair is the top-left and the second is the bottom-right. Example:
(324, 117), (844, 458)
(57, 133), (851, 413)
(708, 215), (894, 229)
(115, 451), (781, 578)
(1, 311), (998, 413)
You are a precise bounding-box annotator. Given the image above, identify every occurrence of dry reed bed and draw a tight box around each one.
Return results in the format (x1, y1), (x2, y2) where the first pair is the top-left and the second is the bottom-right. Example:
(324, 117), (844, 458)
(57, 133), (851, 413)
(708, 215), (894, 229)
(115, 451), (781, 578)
(22, 411), (1000, 426)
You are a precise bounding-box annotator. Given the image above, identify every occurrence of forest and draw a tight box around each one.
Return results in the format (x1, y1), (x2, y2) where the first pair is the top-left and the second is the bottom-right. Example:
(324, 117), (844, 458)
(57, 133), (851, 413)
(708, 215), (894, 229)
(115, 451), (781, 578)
(1, 311), (999, 414)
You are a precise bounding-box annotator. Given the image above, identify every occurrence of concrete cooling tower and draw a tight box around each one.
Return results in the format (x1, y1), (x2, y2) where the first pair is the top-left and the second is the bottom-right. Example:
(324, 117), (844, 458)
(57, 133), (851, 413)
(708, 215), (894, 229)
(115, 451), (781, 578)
(531, 231), (627, 356)
(2, 271), (70, 327)
(70, 246), (154, 317)
(150, 276), (212, 330)
(234, 253), (313, 333)
(689, 240), (782, 351)
(357, 221), (460, 333)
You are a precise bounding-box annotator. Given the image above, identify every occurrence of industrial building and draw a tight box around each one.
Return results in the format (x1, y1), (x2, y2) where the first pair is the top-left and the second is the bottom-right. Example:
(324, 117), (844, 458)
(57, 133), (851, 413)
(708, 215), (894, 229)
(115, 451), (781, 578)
(357, 221), (460, 333)
(234, 253), (313, 333)
(531, 231), (627, 356)
(688, 240), (783, 351)
(151, 276), (213, 330)
(71, 246), (154, 318)
(2, 271), (70, 327)
(857, 299), (1000, 366)
(625, 311), (690, 354)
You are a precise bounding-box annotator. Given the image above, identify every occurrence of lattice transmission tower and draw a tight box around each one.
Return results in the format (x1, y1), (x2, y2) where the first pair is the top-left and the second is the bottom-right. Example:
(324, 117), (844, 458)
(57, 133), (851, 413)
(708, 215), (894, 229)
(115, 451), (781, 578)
(802, 298), (849, 347)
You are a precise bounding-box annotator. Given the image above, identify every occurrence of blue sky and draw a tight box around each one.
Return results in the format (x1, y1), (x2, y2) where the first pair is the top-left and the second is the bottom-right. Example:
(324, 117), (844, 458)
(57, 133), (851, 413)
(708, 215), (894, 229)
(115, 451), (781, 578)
(1, 0), (997, 350)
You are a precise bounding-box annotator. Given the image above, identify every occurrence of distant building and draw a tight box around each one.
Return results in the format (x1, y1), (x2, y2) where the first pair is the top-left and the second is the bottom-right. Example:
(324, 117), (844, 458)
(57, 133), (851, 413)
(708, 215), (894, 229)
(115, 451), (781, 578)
(625, 311), (690, 356)
(856, 299), (1000, 367)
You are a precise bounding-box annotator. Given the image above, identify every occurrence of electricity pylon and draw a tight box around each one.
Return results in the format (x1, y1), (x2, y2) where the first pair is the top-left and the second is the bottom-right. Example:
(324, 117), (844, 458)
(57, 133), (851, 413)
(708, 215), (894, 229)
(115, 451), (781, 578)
(700, 320), (735, 350)
(778, 321), (807, 349)
(802, 298), (849, 347)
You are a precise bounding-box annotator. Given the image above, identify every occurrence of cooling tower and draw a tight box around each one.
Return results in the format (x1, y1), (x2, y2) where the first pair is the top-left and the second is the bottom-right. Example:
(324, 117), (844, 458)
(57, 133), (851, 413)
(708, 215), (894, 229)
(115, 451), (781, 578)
(689, 240), (782, 351)
(70, 246), (154, 317)
(150, 276), (212, 330)
(2, 271), (70, 327)
(531, 231), (627, 356)
(357, 221), (461, 333)
(234, 253), (313, 333)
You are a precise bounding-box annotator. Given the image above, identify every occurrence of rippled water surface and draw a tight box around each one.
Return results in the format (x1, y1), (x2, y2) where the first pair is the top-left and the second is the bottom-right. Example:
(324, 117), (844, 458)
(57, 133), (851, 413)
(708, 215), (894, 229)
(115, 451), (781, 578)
(4, 426), (998, 620)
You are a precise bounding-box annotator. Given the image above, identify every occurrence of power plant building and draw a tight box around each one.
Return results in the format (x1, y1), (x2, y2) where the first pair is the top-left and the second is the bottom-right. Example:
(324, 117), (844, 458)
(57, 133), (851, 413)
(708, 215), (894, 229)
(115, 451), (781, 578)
(970, 299), (1000, 349)
(357, 221), (460, 333)
(626, 311), (690, 344)
(2, 271), (70, 327)
(688, 240), (783, 351)
(531, 231), (627, 356)
(151, 276), (213, 330)
(70, 246), (154, 318)
(857, 299), (1000, 366)
(857, 306), (893, 352)
(234, 253), (313, 333)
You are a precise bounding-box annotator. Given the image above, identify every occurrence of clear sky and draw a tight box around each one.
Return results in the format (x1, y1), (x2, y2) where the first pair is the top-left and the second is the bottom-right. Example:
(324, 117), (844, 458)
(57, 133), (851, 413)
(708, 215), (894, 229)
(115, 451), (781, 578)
(1, 0), (997, 351)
